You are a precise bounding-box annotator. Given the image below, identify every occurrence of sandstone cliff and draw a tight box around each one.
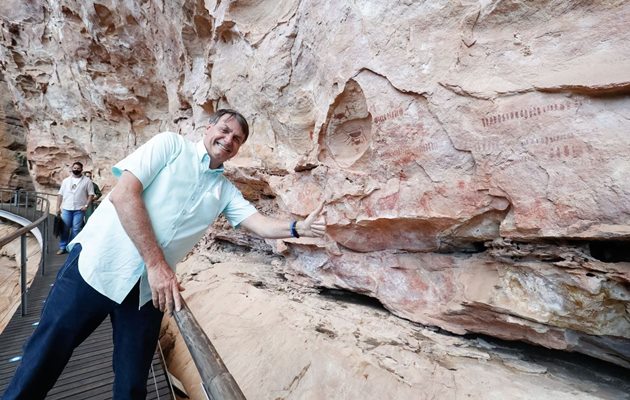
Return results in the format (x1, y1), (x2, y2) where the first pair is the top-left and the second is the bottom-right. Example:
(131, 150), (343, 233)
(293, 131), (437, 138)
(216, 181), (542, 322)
(0, 77), (32, 190)
(0, 0), (628, 368)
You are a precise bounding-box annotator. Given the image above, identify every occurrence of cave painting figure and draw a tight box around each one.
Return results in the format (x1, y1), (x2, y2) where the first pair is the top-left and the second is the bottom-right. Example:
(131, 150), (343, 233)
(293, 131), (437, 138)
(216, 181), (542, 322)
(343, 124), (368, 146)
(324, 80), (373, 169)
(2, 109), (326, 400)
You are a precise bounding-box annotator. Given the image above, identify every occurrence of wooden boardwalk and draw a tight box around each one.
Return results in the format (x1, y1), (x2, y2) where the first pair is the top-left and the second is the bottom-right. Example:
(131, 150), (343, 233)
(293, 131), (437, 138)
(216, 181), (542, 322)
(0, 216), (174, 399)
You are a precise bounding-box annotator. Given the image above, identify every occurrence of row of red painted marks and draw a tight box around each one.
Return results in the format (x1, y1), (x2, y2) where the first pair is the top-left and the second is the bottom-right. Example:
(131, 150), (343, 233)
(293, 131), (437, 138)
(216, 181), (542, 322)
(519, 133), (573, 146)
(477, 141), (594, 163)
(472, 133), (575, 153)
(373, 107), (404, 124)
(481, 100), (583, 128)
(548, 142), (594, 159)
(418, 142), (438, 152)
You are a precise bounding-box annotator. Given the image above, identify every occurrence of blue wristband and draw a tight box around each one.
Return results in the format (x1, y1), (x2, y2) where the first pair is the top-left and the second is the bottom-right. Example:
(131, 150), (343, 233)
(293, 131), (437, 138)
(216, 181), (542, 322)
(290, 220), (300, 238)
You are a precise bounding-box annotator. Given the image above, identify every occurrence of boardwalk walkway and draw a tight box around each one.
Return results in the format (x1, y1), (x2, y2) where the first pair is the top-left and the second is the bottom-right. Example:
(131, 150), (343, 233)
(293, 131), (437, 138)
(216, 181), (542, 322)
(0, 215), (174, 399)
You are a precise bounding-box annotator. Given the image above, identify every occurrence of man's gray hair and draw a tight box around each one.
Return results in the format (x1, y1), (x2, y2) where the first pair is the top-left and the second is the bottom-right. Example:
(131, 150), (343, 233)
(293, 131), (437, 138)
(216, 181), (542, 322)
(209, 109), (249, 142)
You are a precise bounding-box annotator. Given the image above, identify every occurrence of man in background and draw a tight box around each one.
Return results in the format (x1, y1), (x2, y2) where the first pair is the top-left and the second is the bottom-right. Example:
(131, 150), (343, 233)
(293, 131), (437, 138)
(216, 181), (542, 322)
(55, 162), (94, 255)
(83, 170), (102, 222)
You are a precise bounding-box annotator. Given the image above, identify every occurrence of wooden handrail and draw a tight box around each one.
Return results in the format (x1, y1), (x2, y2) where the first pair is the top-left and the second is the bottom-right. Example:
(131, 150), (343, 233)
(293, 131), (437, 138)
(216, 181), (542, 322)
(173, 299), (247, 400)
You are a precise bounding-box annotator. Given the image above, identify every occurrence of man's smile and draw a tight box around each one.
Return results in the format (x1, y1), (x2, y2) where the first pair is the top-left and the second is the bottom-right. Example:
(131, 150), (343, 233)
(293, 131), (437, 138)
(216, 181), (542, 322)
(216, 141), (231, 152)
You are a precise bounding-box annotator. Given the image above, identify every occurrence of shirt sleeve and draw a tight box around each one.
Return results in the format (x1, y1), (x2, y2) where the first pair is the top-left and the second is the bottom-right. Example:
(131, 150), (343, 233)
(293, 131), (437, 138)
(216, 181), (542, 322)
(58, 179), (66, 195)
(222, 181), (257, 227)
(86, 179), (95, 196)
(112, 132), (182, 189)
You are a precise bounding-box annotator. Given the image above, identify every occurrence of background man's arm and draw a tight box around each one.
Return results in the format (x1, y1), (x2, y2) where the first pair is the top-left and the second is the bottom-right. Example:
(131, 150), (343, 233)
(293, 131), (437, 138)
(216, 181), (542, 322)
(82, 182), (95, 211)
(56, 194), (62, 215)
(109, 171), (183, 313)
(81, 195), (94, 211)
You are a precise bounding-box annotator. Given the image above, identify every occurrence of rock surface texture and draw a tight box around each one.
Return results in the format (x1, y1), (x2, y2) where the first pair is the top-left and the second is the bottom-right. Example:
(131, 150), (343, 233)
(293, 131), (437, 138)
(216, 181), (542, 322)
(1, 0), (628, 369)
(0, 77), (32, 190)
(162, 247), (630, 400)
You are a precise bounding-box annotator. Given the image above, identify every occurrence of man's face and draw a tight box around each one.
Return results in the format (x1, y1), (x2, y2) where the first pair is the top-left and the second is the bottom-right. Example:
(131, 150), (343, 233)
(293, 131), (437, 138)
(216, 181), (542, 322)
(85, 173), (92, 180)
(72, 165), (83, 176)
(203, 114), (246, 169)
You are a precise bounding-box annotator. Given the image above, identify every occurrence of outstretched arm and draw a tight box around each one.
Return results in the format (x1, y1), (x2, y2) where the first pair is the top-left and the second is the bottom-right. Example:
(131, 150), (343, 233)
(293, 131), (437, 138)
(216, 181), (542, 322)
(239, 202), (326, 239)
(109, 171), (183, 313)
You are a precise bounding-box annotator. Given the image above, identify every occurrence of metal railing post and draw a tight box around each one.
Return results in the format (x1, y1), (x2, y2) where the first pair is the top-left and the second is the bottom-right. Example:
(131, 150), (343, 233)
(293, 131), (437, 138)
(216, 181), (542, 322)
(20, 233), (27, 316)
(41, 217), (47, 275)
(14, 190), (20, 212)
(24, 191), (30, 220)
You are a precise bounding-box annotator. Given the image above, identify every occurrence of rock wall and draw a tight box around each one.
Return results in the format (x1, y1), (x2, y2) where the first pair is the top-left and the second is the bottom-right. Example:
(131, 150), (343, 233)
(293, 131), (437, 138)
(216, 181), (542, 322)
(0, 76), (32, 190)
(0, 0), (628, 366)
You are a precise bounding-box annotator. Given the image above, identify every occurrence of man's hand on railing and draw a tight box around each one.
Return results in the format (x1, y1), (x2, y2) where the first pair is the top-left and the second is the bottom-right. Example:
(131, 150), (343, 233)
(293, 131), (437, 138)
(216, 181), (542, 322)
(147, 261), (185, 314)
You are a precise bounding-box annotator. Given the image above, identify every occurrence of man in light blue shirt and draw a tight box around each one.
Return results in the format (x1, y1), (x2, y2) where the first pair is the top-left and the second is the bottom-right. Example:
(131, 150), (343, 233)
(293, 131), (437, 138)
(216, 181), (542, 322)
(3, 109), (325, 400)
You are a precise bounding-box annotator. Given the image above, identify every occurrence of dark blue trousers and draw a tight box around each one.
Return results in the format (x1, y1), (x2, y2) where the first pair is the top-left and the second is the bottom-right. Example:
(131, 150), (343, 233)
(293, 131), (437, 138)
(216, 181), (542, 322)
(2, 244), (164, 400)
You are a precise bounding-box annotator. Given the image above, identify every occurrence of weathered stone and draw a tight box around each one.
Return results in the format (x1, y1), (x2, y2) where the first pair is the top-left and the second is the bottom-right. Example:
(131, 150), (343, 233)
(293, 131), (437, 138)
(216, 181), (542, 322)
(161, 250), (630, 399)
(0, 77), (32, 190)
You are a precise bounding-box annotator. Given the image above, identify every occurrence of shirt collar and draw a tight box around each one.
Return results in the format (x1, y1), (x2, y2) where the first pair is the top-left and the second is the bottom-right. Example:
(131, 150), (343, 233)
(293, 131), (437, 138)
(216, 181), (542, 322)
(196, 140), (224, 173)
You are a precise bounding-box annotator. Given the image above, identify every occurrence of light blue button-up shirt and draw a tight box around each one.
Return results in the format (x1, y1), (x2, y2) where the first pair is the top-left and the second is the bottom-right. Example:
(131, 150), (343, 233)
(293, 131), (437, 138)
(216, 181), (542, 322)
(69, 132), (257, 308)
